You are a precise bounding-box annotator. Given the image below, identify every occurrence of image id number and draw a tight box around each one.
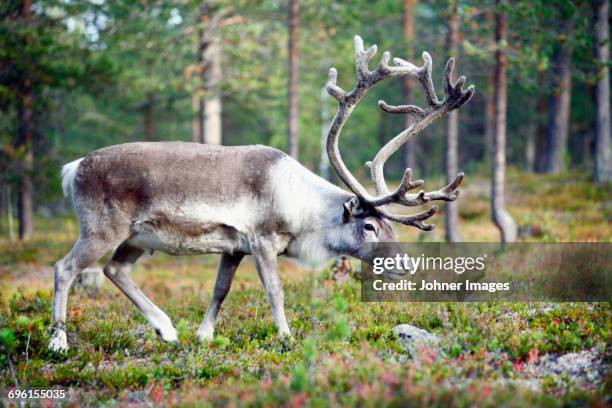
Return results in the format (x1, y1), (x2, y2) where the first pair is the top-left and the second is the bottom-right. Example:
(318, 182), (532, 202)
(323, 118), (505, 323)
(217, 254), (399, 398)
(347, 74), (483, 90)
(5, 388), (67, 400)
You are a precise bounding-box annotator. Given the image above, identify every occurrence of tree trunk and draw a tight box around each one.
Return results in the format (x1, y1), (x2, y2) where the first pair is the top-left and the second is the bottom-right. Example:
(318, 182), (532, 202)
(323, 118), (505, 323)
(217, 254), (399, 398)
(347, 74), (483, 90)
(192, 95), (202, 143)
(192, 24), (204, 144)
(144, 92), (154, 142)
(546, 18), (574, 173)
(484, 66), (495, 161)
(445, 0), (461, 242)
(491, 0), (517, 244)
(6, 187), (16, 241)
(535, 83), (548, 173)
(401, 0), (417, 171)
(484, 11), (496, 162)
(0, 181), (3, 234)
(525, 130), (536, 173)
(287, 0), (299, 159)
(203, 39), (222, 145)
(17, 87), (34, 240)
(17, 0), (33, 240)
(593, 0), (611, 182)
(584, 133), (593, 164)
(525, 98), (537, 173)
(320, 86), (331, 180)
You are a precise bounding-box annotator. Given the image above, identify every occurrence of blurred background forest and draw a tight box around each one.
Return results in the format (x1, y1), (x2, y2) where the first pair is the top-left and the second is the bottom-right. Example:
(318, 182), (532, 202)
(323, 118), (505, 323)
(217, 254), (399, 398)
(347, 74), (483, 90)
(0, 0), (610, 242)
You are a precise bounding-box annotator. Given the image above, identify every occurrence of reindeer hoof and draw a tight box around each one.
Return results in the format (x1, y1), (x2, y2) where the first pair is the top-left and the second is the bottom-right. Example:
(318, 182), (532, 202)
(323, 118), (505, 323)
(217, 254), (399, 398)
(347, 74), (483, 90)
(48, 330), (68, 352)
(196, 327), (214, 342)
(278, 330), (295, 342)
(154, 325), (178, 344)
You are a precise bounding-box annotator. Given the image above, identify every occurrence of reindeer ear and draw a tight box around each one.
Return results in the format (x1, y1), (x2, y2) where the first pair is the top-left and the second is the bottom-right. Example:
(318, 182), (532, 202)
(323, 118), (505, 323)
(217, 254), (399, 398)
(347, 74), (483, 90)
(343, 197), (361, 223)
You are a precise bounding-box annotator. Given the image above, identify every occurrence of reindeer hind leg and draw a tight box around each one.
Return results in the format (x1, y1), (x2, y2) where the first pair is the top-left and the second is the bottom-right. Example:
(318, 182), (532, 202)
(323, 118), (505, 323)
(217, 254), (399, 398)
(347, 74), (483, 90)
(103, 242), (178, 344)
(49, 233), (120, 352)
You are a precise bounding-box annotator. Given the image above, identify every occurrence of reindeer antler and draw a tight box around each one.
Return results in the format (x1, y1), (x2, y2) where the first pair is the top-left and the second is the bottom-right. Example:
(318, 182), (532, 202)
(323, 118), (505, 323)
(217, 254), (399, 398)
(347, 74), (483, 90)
(326, 35), (474, 231)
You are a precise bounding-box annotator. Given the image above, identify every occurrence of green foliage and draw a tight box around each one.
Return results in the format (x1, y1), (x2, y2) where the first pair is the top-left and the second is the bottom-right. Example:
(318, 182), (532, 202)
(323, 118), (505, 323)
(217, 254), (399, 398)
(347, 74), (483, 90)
(289, 363), (308, 392)
(0, 0), (604, 210)
(0, 328), (16, 356)
(213, 335), (231, 349)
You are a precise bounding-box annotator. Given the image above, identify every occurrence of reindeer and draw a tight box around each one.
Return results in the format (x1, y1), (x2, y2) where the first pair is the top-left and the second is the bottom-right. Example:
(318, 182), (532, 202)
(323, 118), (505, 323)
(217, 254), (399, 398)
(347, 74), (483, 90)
(49, 36), (473, 352)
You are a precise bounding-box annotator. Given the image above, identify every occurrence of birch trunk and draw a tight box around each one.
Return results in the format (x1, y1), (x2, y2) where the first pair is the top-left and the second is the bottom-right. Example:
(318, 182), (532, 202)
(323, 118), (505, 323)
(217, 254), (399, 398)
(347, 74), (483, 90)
(287, 0), (299, 158)
(192, 24), (203, 144)
(401, 0), (417, 171)
(492, 0), (517, 244)
(203, 40), (222, 145)
(445, 0), (461, 242)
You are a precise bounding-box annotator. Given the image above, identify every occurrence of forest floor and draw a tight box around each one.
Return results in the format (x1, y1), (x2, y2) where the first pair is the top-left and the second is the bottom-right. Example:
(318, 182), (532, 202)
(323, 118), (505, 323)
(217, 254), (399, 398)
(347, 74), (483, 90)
(0, 170), (610, 406)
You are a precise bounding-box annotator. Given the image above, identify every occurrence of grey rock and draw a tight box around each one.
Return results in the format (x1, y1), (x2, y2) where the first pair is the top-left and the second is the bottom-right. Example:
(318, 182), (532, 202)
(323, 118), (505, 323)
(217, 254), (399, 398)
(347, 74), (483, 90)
(392, 324), (440, 357)
(495, 347), (607, 391)
(526, 347), (605, 381)
(73, 266), (104, 291)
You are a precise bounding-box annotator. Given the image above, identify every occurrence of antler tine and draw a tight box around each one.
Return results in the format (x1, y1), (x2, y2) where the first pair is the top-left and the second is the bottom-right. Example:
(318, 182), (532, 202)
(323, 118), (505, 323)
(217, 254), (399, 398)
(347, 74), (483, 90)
(416, 52), (441, 108)
(378, 206), (439, 232)
(378, 100), (426, 118)
(354, 35), (377, 79)
(326, 68), (347, 103)
(442, 57), (475, 110)
(427, 172), (464, 201)
(443, 57), (456, 96)
(362, 165), (426, 206)
(392, 56), (418, 69)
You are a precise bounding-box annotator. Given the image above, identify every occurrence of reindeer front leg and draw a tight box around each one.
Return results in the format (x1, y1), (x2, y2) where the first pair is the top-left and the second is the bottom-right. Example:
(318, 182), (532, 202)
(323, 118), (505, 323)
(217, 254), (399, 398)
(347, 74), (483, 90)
(197, 253), (244, 341)
(251, 238), (292, 338)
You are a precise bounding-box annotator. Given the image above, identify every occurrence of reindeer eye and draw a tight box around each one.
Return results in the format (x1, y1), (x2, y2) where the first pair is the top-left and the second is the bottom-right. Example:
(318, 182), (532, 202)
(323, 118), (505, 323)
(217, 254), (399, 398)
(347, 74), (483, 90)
(364, 223), (376, 232)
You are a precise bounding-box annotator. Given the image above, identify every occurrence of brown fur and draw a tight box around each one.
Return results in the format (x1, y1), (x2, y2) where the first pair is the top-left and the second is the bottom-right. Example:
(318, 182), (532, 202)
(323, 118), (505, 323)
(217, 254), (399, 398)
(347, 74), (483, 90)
(73, 142), (287, 236)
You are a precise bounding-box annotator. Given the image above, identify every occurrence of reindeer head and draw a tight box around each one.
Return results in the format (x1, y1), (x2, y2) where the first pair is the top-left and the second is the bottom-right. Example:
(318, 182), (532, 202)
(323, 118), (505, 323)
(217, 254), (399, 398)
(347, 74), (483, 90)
(340, 195), (396, 248)
(324, 35), (474, 257)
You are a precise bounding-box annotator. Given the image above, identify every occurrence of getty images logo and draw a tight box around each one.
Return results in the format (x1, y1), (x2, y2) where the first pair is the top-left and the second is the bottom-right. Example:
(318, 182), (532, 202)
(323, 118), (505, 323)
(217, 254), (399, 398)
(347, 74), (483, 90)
(372, 253), (487, 275)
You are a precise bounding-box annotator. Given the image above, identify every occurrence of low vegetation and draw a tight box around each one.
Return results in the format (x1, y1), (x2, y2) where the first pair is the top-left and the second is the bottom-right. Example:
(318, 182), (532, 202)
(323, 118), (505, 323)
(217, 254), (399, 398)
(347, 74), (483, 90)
(1, 171), (610, 406)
